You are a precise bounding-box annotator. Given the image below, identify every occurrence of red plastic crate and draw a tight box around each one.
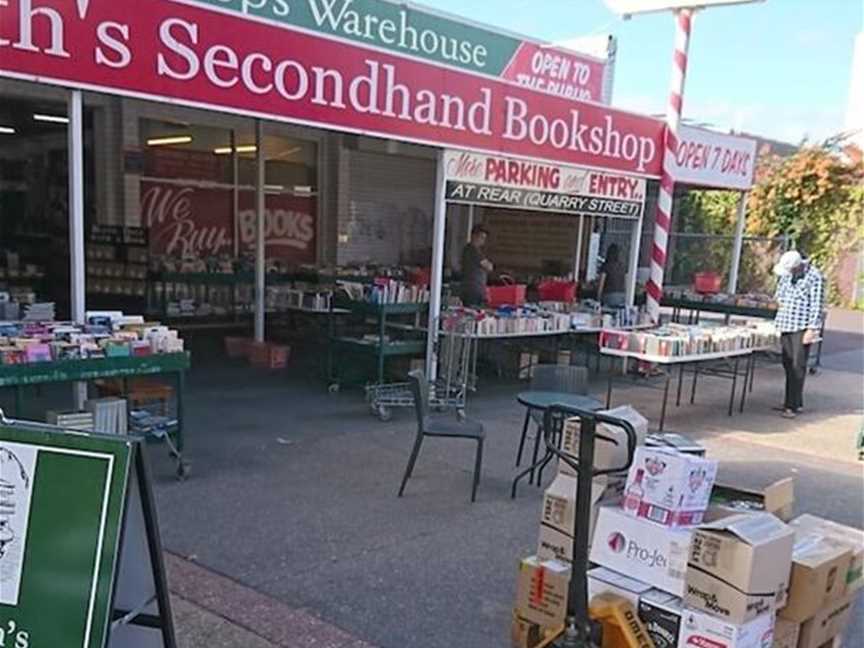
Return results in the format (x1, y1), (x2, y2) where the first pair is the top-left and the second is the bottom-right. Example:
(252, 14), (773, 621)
(408, 267), (432, 286)
(487, 284), (526, 307)
(694, 272), (723, 294)
(248, 342), (290, 369)
(224, 337), (251, 359)
(537, 280), (577, 303)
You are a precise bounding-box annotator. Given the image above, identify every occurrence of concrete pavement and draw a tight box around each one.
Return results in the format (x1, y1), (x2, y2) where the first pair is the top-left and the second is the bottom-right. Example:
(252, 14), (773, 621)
(149, 309), (862, 648)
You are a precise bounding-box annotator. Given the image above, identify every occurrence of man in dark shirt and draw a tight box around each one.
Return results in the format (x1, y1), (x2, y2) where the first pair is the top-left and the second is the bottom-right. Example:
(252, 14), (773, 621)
(598, 243), (627, 307)
(460, 225), (493, 307)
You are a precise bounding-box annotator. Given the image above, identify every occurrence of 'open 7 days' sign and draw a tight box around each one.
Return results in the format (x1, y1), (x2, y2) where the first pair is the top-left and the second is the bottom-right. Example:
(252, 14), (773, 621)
(0, 424), (132, 648)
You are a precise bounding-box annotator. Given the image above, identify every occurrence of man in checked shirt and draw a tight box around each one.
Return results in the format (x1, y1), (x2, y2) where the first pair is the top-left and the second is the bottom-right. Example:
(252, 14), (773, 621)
(773, 250), (825, 419)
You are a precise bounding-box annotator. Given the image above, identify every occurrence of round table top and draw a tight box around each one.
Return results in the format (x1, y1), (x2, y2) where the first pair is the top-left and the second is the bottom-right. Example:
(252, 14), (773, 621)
(517, 390), (601, 412)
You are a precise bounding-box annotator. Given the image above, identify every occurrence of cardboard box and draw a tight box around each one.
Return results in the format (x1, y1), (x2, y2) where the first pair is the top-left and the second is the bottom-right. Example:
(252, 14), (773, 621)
(711, 477), (795, 521)
(558, 405), (646, 478)
(638, 590), (683, 648)
(587, 567), (653, 609)
(779, 534), (853, 622)
(511, 610), (542, 648)
(558, 416), (615, 478)
(514, 556), (571, 628)
(639, 590), (775, 648)
(679, 607), (775, 648)
(590, 505), (693, 597)
(685, 513), (795, 623)
(772, 619), (800, 648)
(789, 514), (864, 594)
(622, 447), (719, 527)
(537, 474), (606, 565)
(796, 593), (856, 648)
(645, 432), (706, 456)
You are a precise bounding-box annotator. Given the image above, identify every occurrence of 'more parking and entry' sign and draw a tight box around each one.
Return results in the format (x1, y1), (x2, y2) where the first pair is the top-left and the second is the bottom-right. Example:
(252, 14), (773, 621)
(0, 417), (175, 647)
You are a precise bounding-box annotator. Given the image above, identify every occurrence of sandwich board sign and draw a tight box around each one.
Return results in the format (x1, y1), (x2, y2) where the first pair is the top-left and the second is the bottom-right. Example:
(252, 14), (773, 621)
(0, 411), (176, 647)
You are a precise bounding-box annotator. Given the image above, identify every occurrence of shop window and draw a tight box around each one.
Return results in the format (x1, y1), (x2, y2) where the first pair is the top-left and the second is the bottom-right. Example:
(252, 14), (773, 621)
(0, 95), (95, 320)
(138, 120), (318, 273)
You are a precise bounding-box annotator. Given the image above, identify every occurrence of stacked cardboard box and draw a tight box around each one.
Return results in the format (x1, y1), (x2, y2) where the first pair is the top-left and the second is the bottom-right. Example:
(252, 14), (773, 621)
(585, 438), (807, 648)
(776, 515), (864, 648)
(511, 418), (862, 648)
(512, 406), (647, 645)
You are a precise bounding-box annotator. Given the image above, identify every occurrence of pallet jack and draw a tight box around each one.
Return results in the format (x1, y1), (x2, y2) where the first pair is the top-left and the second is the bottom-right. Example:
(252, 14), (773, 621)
(535, 405), (654, 648)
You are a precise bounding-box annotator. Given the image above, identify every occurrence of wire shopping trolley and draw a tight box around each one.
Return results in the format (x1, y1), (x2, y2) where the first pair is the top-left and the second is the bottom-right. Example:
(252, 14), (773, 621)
(365, 315), (475, 421)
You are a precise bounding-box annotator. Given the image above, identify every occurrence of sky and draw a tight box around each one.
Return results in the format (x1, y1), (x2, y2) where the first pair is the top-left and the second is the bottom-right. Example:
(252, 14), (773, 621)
(427, 0), (863, 145)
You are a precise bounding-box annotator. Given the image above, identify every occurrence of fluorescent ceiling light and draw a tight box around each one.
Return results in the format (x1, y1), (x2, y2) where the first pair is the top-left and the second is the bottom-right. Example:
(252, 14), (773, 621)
(293, 185), (313, 194)
(0, 126), (15, 135)
(147, 135), (193, 146)
(33, 113), (69, 124)
(265, 184), (284, 192)
(213, 144), (257, 155)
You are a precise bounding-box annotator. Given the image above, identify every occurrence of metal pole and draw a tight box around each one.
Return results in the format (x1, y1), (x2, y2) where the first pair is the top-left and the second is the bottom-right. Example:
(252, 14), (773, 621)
(425, 150), (447, 382)
(626, 203), (646, 307)
(466, 204), (474, 243)
(69, 90), (85, 324)
(727, 191), (748, 294)
(573, 215), (584, 282)
(254, 120), (265, 343)
(68, 90), (87, 409)
(646, 9), (694, 323)
(232, 130), (240, 259)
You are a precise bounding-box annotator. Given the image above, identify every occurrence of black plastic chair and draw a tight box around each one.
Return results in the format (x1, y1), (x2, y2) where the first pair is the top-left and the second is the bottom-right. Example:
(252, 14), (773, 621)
(515, 365), (589, 473)
(398, 370), (485, 502)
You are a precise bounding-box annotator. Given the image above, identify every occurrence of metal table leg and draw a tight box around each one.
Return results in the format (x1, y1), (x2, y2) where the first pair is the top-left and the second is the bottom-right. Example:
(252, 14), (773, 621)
(659, 370), (671, 432)
(176, 370), (185, 452)
(690, 365), (700, 404)
(606, 371), (613, 409)
(740, 354), (753, 413)
(515, 408), (531, 467)
(728, 356), (740, 417)
(676, 363), (685, 407)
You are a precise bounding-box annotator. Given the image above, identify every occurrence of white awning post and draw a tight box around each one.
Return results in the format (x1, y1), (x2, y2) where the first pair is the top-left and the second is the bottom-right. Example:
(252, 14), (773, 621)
(627, 203), (646, 307)
(68, 90), (87, 409)
(69, 90), (85, 324)
(254, 120), (266, 343)
(425, 150), (447, 382)
(727, 191), (748, 294)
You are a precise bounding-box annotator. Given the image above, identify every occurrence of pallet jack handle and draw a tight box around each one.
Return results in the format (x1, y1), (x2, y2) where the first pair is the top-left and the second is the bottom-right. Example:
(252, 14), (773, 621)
(541, 405), (638, 648)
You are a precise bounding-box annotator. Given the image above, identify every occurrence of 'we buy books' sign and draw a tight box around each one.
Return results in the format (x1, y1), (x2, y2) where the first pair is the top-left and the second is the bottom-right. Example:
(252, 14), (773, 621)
(0, 418), (175, 647)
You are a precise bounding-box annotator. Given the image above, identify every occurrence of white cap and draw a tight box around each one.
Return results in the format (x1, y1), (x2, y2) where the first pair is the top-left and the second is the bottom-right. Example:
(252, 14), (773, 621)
(773, 250), (803, 277)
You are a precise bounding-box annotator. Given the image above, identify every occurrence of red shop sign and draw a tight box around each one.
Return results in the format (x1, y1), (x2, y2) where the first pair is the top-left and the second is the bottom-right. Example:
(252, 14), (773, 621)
(0, 0), (663, 176)
(141, 180), (316, 263)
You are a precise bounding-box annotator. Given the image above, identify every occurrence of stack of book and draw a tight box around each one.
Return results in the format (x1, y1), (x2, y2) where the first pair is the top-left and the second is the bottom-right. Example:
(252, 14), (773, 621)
(600, 323), (780, 358)
(46, 410), (95, 431)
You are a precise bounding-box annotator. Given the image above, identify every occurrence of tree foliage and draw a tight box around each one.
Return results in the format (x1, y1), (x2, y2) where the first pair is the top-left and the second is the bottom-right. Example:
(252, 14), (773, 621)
(746, 144), (864, 305)
(674, 142), (863, 304)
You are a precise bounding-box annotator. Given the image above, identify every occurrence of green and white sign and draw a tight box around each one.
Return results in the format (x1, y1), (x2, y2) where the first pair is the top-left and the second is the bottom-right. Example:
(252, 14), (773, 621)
(0, 420), (170, 648)
(190, 0), (610, 101)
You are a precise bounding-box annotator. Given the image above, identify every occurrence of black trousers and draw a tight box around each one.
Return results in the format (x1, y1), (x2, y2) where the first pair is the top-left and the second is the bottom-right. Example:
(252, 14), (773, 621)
(780, 331), (811, 411)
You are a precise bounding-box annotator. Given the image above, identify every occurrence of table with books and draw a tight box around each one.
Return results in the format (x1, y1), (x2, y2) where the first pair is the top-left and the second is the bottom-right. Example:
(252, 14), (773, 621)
(599, 323), (779, 432)
(0, 313), (191, 449)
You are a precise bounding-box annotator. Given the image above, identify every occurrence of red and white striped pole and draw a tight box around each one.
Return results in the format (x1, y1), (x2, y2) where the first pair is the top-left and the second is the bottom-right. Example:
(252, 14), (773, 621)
(646, 9), (694, 323)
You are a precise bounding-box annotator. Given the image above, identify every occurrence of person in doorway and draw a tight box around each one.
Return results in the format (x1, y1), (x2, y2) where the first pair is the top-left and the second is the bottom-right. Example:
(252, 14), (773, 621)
(773, 250), (825, 419)
(460, 225), (494, 307)
(598, 243), (627, 307)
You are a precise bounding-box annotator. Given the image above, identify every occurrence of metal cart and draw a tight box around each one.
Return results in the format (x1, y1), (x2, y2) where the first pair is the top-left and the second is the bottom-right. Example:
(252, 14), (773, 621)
(365, 317), (475, 421)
